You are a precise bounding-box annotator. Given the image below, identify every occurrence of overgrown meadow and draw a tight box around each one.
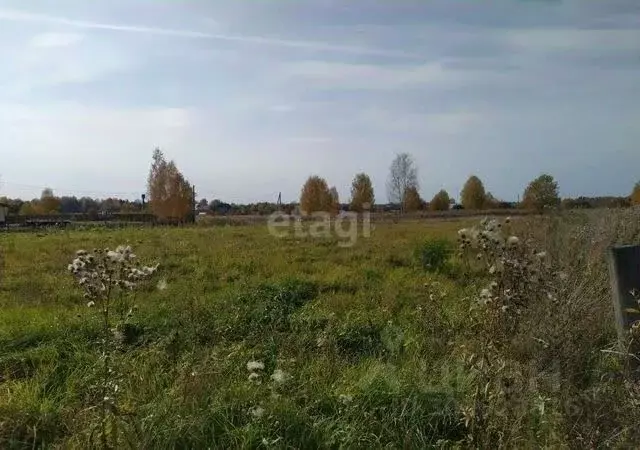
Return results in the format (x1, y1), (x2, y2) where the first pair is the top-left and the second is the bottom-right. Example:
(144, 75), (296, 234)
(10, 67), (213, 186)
(1, 211), (640, 449)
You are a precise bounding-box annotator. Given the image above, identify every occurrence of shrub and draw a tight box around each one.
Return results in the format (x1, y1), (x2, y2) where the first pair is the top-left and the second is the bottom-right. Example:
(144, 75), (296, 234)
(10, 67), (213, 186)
(455, 210), (640, 448)
(414, 238), (453, 272)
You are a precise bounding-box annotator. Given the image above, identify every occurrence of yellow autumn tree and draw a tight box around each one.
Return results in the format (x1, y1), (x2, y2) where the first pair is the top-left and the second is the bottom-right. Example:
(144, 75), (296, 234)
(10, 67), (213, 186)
(460, 175), (486, 210)
(300, 176), (332, 214)
(329, 186), (340, 215)
(430, 189), (450, 211)
(350, 173), (375, 212)
(403, 186), (423, 212)
(147, 148), (193, 221)
(631, 181), (640, 206)
(24, 188), (61, 215)
(19, 202), (38, 215)
(522, 174), (560, 212)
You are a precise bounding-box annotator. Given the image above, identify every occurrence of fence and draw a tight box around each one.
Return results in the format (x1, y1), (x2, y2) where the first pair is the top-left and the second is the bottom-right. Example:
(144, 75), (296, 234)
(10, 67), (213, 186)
(609, 245), (640, 378)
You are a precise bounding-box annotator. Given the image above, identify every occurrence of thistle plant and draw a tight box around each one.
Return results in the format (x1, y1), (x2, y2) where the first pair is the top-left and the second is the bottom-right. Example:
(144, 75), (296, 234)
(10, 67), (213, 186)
(68, 245), (158, 449)
(457, 217), (563, 446)
(458, 217), (560, 344)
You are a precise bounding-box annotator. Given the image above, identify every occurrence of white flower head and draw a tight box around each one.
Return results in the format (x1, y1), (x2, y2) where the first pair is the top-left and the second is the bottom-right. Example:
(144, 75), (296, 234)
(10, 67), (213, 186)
(107, 251), (124, 263)
(507, 236), (520, 246)
(247, 360), (265, 372)
(157, 279), (168, 291)
(142, 264), (159, 276)
(249, 406), (265, 419)
(87, 301), (96, 308)
(271, 369), (289, 384)
(116, 245), (133, 255)
(248, 372), (261, 383)
(339, 394), (354, 405)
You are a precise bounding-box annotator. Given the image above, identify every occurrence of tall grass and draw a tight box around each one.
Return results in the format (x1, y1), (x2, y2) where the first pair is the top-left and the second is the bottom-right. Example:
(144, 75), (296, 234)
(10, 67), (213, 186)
(0, 210), (639, 448)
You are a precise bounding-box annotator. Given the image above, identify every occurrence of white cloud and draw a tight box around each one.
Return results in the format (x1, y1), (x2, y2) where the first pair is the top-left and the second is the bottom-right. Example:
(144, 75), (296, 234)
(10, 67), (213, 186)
(150, 108), (192, 128)
(278, 60), (505, 90)
(0, 7), (416, 58)
(29, 32), (83, 48)
(507, 28), (640, 53)
(0, 102), (311, 200)
(0, 103), (203, 193)
(286, 136), (333, 144)
(0, 29), (136, 98)
(357, 107), (482, 134)
(269, 104), (296, 113)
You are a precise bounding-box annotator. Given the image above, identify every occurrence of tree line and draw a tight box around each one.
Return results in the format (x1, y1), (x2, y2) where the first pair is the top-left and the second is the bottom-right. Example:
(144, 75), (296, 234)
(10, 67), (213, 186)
(0, 191), (145, 216)
(2, 151), (640, 220)
(298, 153), (640, 214)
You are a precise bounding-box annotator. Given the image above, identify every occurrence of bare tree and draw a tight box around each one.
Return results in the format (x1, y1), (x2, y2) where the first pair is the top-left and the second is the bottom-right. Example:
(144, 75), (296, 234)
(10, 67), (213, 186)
(387, 153), (418, 212)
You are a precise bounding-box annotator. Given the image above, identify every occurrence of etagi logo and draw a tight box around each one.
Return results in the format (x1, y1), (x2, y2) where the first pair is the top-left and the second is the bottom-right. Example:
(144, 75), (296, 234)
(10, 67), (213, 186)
(267, 206), (372, 248)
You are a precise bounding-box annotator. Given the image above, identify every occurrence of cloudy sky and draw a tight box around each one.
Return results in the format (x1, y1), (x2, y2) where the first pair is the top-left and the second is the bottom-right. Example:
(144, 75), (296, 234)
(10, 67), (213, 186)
(1, 0), (639, 203)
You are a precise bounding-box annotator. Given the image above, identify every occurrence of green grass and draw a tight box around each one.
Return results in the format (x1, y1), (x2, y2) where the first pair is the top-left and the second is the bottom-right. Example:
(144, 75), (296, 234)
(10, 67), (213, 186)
(2, 211), (640, 449)
(0, 221), (476, 448)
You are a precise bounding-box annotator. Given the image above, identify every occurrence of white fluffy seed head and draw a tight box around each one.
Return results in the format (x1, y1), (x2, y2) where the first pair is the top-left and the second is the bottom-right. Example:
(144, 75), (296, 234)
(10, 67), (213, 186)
(247, 361), (265, 372)
(507, 236), (520, 246)
(271, 369), (289, 384)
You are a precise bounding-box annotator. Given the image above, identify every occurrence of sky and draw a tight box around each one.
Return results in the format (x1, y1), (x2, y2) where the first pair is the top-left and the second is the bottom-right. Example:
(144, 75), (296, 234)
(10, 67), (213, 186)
(0, 0), (639, 204)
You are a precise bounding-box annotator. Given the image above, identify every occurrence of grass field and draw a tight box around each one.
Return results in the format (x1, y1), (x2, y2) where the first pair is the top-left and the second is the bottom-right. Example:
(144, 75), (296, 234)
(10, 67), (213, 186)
(1, 213), (640, 449)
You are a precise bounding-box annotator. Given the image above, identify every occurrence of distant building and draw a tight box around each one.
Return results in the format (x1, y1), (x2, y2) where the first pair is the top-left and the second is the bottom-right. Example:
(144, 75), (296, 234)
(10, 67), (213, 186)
(0, 202), (8, 224)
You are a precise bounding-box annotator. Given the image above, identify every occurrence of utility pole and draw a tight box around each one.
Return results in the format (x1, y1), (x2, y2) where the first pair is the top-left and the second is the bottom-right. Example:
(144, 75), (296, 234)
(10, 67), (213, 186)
(192, 184), (197, 224)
